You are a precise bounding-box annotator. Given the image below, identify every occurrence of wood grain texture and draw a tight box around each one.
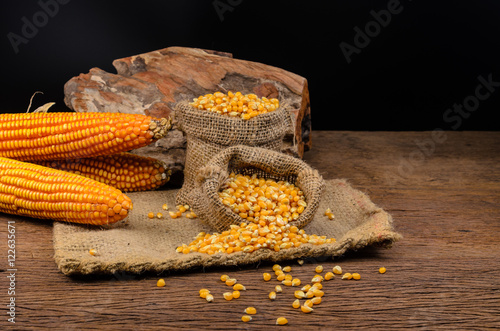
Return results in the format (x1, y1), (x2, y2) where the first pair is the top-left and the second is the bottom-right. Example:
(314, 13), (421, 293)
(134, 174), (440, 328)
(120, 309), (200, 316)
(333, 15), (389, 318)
(1, 131), (499, 330)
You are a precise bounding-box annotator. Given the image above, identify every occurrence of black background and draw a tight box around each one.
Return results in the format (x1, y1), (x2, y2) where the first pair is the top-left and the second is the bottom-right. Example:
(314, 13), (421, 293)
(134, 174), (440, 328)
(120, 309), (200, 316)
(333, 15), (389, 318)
(1, 0), (499, 131)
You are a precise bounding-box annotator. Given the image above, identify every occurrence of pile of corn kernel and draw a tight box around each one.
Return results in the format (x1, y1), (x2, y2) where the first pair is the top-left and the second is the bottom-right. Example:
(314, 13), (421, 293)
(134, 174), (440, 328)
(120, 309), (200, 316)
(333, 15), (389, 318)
(189, 91), (280, 120)
(176, 173), (335, 255)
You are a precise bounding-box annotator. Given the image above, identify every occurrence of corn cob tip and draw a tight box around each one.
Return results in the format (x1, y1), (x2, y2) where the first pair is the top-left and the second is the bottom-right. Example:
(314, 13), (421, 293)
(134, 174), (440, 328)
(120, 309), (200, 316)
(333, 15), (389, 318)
(149, 117), (172, 140)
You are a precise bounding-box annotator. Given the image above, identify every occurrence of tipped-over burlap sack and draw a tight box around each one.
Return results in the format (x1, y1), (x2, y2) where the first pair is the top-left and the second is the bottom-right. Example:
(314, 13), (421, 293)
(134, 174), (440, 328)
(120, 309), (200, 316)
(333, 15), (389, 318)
(188, 145), (324, 232)
(53, 179), (401, 276)
(174, 101), (292, 206)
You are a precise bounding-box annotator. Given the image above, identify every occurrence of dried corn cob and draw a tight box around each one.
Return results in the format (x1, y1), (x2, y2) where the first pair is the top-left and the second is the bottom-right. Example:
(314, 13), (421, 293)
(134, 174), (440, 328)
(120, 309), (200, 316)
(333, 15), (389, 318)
(0, 156), (132, 225)
(34, 152), (171, 192)
(0, 112), (171, 161)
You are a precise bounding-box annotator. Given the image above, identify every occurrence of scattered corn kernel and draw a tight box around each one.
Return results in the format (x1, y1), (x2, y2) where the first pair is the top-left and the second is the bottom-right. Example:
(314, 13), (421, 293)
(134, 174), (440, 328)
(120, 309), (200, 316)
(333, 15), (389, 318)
(156, 212), (163, 219)
(311, 296), (322, 305)
(324, 272), (335, 280)
(277, 273), (286, 281)
(232, 290), (241, 299)
(241, 315), (252, 322)
(342, 272), (353, 280)
(284, 274), (293, 281)
(292, 278), (301, 287)
(379, 267), (387, 274)
(199, 289), (210, 298)
(272, 264), (282, 271)
(292, 299), (301, 309)
(313, 289), (324, 297)
(352, 273), (361, 280)
(220, 274), (229, 282)
(263, 272), (272, 281)
(283, 266), (292, 272)
(301, 284), (312, 292)
(89, 249), (97, 256)
(244, 307), (257, 315)
(294, 290), (306, 299)
(269, 291), (277, 300)
(333, 265), (343, 275)
(305, 290), (314, 298)
(301, 305), (314, 313)
(297, 259), (304, 265)
(276, 317), (288, 325)
(147, 212), (155, 219)
(275, 285), (283, 293)
(156, 279), (166, 287)
(162, 203), (169, 210)
(315, 265), (324, 273)
(282, 279), (293, 287)
(205, 293), (214, 302)
(223, 292), (234, 301)
(304, 299), (314, 308)
(311, 275), (323, 283)
(233, 283), (246, 291)
(225, 278), (237, 286)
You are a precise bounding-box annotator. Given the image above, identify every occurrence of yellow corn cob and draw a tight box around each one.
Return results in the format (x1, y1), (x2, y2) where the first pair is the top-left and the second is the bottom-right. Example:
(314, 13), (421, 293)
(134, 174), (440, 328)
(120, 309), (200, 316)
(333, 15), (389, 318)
(0, 112), (171, 161)
(34, 152), (171, 192)
(0, 156), (132, 225)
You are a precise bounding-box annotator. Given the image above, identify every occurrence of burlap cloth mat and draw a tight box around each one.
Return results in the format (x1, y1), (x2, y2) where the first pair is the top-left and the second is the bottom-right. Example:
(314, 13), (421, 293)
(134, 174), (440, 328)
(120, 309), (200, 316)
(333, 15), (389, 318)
(53, 179), (401, 276)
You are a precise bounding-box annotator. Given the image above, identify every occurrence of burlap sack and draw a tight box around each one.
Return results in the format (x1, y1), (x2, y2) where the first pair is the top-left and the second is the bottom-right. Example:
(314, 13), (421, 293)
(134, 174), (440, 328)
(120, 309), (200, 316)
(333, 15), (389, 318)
(174, 101), (291, 206)
(188, 145), (324, 232)
(53, 179), (401, 276)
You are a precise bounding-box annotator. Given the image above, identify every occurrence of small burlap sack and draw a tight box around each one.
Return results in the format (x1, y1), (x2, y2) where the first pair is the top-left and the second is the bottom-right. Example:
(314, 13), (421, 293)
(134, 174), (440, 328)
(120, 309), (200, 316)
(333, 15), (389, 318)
(53, 179), (401, 276)
(187, 145), (324, 232)
(174, 101), (292, 206)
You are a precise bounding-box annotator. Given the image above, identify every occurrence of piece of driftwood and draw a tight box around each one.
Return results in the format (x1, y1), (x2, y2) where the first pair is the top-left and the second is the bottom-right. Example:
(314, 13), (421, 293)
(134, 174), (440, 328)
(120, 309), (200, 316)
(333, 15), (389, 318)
(64, 47), (312, 181)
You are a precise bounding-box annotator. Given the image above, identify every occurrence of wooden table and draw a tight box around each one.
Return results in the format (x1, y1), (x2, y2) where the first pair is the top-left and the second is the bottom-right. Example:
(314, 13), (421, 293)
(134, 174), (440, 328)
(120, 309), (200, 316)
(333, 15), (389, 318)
(1, 131), (499, 330)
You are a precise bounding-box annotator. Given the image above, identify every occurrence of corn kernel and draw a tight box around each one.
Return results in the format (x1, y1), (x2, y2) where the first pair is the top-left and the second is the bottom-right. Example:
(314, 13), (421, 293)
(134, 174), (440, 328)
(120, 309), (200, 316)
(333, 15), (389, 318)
(156, 279), (166, 287)
(269, 291), (277, 300)
(324, 272), (335, 280)
(301, 284), (312, 292)
(313, 289), (324, 297)
(232, 290), (241, 299)
(342, 273), (353, 280)
(304, 299), (313, 308)
(233, 283), (246, 291)
(315, 265), (324, 273)
(292, 299), (301, 309)
(199, 289), (210, 298)
(333, 265), (342, 275)
(276, 317), (288, 325)
(277, 273), (286, 281)
(241, 315), (252, 322)
(225, 278), (237, 286)
(220, 274), (229, 282)
(244, 307), (257, 315)
(263, 272), (272, 281)
(297, 259), (304, 265)
(311, 275), (323, 283)
(282, 266), (292, 272)
(156, 212), (162, 219)
(305, 290), (314, 299)
(294, 290), (306, 299)
(275, 285), (283, 293)
(301, 305), (314, 313)
(89, 249), (97, 256)
(311, 296), (322, 305)
(147, 212), (154, 219)
(292, 278), (301, 287)
(379, 267), (387, 274)
(223, 292), (233, 301)
(352, 273), (361, 280)
(282, 279), (292, 287)
(162, 203), (169, 210)
(205, 293), (214, 302)
(311, 283), (323, 290)
(272, 264), (282, 271)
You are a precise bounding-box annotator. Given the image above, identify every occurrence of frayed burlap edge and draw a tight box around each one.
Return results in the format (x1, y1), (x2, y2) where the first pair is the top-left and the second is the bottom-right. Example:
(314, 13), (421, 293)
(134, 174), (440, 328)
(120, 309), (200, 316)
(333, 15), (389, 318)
(53, 179), (401, 276)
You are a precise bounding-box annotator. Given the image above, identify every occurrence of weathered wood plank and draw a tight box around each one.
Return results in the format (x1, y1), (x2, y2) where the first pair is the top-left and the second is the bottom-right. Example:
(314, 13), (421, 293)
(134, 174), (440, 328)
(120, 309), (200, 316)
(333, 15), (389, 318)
(1, 131), (499, 330)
